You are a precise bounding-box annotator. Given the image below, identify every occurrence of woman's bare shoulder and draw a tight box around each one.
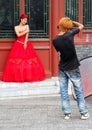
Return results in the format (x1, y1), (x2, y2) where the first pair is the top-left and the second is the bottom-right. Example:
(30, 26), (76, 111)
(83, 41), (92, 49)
(25, 24), (29, 28)
(14, 25), (20, 29)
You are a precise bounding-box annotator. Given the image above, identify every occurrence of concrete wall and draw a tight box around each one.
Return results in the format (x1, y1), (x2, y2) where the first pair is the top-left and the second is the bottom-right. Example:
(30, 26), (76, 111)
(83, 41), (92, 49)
(76, 45), (92, 61)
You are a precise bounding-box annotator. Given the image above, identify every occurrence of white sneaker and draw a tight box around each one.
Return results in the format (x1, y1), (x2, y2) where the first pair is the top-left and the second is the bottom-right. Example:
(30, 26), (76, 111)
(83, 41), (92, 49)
(81, 113), (89, 120)
(64, 114), (71, 120)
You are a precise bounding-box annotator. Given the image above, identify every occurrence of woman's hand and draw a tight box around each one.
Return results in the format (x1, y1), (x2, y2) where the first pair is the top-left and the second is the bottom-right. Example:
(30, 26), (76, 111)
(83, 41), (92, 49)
(24, 43), (27, 50)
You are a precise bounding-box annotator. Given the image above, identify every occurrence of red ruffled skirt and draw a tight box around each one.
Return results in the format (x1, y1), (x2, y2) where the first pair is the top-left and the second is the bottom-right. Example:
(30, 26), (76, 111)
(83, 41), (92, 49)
(2, 40), (46, 82)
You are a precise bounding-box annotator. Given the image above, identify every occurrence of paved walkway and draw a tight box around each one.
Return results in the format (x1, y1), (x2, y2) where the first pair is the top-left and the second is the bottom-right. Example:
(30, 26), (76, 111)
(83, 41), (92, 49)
(0, 95), (92, 130)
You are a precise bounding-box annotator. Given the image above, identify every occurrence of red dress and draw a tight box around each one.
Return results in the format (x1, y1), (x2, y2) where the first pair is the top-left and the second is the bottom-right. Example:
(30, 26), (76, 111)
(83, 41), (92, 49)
(2, 32), (46, 82)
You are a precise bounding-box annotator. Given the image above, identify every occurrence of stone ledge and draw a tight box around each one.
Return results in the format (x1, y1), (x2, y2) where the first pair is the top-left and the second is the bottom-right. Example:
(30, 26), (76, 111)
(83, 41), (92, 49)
(0, 78), (60, 98)
(0, 78), (72, 99)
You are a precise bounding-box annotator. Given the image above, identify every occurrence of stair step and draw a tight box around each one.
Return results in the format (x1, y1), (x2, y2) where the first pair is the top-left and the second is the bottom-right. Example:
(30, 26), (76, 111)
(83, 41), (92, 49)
(0, 78), (60, 99)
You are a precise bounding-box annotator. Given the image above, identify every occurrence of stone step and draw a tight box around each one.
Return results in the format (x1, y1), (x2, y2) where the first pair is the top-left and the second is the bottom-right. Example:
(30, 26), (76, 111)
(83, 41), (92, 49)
(0, 78), (60, 99)
(0, 78), (72, 99)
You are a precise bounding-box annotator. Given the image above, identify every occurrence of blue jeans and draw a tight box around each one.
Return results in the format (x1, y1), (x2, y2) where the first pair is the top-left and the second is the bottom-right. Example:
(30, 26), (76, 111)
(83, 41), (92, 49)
(58, 68), (88, 115)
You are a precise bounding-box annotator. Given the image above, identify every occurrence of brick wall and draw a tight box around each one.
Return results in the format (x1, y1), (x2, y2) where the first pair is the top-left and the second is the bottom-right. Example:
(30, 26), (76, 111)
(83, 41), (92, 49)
(75, 45), (92, 61)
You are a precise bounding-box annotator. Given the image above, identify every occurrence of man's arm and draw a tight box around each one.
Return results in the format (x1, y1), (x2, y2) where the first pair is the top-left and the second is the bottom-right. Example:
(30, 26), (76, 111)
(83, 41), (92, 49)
(72, 21), (84, 31)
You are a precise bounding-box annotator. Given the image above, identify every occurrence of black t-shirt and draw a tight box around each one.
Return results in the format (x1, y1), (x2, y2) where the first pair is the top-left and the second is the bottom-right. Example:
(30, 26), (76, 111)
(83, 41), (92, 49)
(52, 27), (80, 71)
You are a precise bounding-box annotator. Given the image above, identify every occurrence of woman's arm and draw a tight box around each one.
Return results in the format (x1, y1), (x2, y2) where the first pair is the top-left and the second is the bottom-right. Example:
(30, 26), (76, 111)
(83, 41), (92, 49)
(14, 25), (29, 37)
(24, 25), (30, 49)
(72, 21), (84, 30)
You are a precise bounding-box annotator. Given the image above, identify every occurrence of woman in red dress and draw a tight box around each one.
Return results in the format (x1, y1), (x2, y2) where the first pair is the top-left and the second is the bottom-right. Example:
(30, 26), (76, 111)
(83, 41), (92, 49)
(2, 14), (46, 82)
